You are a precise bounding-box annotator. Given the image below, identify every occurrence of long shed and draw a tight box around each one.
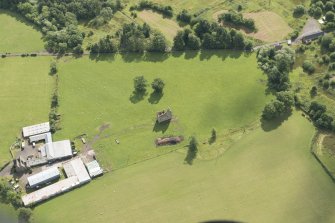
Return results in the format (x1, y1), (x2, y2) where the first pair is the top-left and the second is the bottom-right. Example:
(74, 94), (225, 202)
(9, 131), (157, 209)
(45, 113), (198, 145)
(27, 167), (60, 188)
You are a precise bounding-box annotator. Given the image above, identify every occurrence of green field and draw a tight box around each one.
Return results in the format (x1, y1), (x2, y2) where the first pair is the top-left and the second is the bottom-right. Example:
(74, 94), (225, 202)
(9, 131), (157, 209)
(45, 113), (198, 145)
(33, 112), (335, 223)
(0, 57), (53, 166)
(0, 10), (44, 53)
(53, 51), (269, 169)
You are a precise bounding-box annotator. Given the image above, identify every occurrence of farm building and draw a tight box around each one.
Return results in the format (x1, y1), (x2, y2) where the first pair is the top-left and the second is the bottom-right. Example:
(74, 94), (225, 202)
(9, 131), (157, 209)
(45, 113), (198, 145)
(156, 109), (172, 123)
(302, 31), (324, 44)
(40, 140), (73, 161)
(22, 158), (91, 206)
(27, 167), (60, 188)
(85, 160), (103, 178)
(29, 132), (52, 143)
(22, 122), (50, 138)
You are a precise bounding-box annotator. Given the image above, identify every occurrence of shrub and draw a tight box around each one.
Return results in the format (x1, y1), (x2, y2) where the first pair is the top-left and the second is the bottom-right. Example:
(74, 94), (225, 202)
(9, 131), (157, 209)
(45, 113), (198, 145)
(50, 61), (57, 75)
(151, 78), (165, 93)
(302, 61), (315, 74)
(177, 9), (192, 24)
(134, 76), (147, 93)
(293, 5), (305, 17)
(18, 208), (32, 222)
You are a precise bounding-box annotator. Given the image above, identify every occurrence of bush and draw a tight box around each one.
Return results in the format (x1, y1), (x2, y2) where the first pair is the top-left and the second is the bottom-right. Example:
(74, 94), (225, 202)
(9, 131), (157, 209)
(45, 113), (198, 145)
(302, 61), (315, 74)
(177, 9), (192, 24)
(151, 78), (165, 93)
(138, 1), (173, 17)
(218, 10), (256, 31)
(18, 208), (32, 222)
(134, 76), (147, 93)
(293, 5), (305, 17)
(50, 61), (57, 75)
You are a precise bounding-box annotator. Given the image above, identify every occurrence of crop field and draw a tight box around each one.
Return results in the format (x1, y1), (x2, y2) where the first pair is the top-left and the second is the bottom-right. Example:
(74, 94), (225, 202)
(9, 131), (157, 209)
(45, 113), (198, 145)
(136, 10), (182, 42)
(0, 57), (53, 166)
(0, 10), (44, 53)
(33, 112), (335, 223)
(53, 51), (269, 170)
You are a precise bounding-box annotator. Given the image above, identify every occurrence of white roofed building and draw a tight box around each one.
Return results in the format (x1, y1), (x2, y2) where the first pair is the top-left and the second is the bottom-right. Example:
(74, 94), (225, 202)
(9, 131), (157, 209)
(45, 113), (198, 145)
(85, 160), (103, 178)
(40, 140), (72, 161)
(27, 167), (60, 188)
(22, 122), (50, 138)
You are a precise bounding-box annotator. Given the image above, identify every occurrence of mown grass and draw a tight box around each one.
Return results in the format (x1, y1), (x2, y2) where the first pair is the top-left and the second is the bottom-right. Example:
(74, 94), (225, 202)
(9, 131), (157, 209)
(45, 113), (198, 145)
(0, 57), (53, 166)
(33, 112), (335, 223)
(53, 51), (269, 170)
(0, 10), (44, 53)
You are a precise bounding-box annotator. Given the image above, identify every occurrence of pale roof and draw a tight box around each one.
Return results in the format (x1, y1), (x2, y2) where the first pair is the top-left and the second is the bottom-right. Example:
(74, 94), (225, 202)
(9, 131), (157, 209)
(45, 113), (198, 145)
(27, 167), (60, 187)
(63, 158), (91, 183)
(86, 160), (103, 177)
(41, 140), (72, 160)
(22, 176), (79, 206)
(22, 122), (50, 138)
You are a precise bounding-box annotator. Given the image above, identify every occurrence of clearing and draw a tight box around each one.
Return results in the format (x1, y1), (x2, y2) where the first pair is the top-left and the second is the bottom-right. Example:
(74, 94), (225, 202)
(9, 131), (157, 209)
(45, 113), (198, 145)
(136, 10), (182, 43)
(244, 11), (293, 42)
(33, 112), (335, 223)
(0, 10), (44, 53)
(0, 57), (53, 166)
(53, 51), (270, 170)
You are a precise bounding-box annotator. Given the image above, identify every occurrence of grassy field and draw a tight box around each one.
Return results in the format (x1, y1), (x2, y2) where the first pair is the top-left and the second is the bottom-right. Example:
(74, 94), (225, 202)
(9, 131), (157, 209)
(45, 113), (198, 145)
(53, 51), (270, 170)
(0, 204), (16, 223)
(0, 10), (44, 53)
(136, 10), (182, 43)
(244, 11), (293, 42)
(33, 112), (335, 223)
(0, 57), (53, 166)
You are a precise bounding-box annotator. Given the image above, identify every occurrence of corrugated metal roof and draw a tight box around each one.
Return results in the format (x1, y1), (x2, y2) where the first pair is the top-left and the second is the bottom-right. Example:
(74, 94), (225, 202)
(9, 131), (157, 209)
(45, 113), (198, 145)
(86, 160), (103, 177)
(22, 122), (50, 138)
(64, 158), (91, 183)
(27, 167), (60, 187)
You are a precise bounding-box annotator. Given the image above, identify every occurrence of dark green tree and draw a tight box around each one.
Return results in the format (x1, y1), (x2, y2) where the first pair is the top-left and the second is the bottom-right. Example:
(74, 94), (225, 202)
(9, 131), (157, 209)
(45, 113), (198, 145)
(151, 78), (165, 93)
(134, 76), (147, 93)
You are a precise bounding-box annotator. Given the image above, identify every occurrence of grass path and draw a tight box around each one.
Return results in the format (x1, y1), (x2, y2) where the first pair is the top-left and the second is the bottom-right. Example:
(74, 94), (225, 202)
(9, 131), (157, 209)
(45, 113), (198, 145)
(33, 112), (335, 223)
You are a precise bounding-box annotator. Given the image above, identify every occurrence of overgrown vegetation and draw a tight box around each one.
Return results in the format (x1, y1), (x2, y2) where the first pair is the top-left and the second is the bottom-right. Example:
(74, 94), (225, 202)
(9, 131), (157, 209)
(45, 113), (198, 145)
(308, 0), (335, 30)
(218, 10), (256, 32)
(257, 46), (295, 91)
(132, 0), (173, 18)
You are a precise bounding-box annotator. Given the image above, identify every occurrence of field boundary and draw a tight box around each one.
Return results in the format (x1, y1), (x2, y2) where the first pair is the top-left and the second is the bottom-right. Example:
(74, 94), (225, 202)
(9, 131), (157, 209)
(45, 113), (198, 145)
(311, 131), (335, 183)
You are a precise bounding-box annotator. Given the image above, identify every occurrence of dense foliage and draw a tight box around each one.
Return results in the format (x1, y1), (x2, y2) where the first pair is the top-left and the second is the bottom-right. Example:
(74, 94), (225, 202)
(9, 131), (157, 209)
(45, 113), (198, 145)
(308, 0), (335, 30)
(173, 20), (252, 51)
(257, 46), (295, 91)
(134, 76), (147, 93)
(262, 91), (294, 120)
(0, 179), (22, 208)
(151, 78), (165, 93)
(90, 35), (117, 54)
(0, 0), (122, 53)
(177, 9), (192, 24)
(134, 0), (173, 18)
(218, 10), (256, 32)
(308, 101), (334, 130)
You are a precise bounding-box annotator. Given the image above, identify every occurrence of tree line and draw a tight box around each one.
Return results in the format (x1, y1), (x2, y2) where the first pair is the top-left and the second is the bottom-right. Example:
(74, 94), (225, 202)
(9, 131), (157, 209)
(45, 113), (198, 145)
(218, 10), (256, 32)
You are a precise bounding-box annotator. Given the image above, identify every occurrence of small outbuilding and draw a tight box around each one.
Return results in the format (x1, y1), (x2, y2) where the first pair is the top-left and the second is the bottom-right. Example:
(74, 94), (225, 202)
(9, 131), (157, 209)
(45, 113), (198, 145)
(85, 160), (103, 178)
(302, 31), (325, 44)
(156, 109), (172, 123)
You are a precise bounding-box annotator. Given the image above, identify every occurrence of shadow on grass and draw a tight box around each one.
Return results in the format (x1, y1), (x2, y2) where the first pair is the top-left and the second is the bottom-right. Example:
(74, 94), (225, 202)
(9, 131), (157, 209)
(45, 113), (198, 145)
(184, 147), (197, 165)
(144, 52), (169, 62)
(0, 9), (42, 36)
(153, 120), (170, 133)
(199, 50), (244, 61)
(129, 90), (147, 104)
(261, 109), (293, 132)
(148, 91), (163, 104)
(89, 53), (116, 62)
(185, 50), (199, 59)
(208, 136), (216, 145)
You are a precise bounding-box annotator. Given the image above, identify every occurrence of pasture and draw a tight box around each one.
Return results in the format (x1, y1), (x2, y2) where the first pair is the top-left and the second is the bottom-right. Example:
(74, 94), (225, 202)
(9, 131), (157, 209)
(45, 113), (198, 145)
(53, 51), (269, 170)
(0, 57), (53, 166)
(33, 112), (335, 223)
(0, 10), (44, 53)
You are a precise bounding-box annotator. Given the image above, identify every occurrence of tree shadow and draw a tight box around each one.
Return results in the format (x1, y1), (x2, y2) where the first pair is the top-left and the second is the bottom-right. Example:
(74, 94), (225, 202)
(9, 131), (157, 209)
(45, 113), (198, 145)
(199, 50), (243, 61)
(208, 136), (216, 145)
(148, 91), (163, 104)
(129, 90), (147, 104)
(144, 52), (169, 62)
(184, 50), (199, 59)
(184, 147), (196, 165)
(261, 109), (293, 132)
(153, 120), (170, 133)
(89, 53), (116, 62)
(121, 52), (145, 63)
(171, 51), (184, 58)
